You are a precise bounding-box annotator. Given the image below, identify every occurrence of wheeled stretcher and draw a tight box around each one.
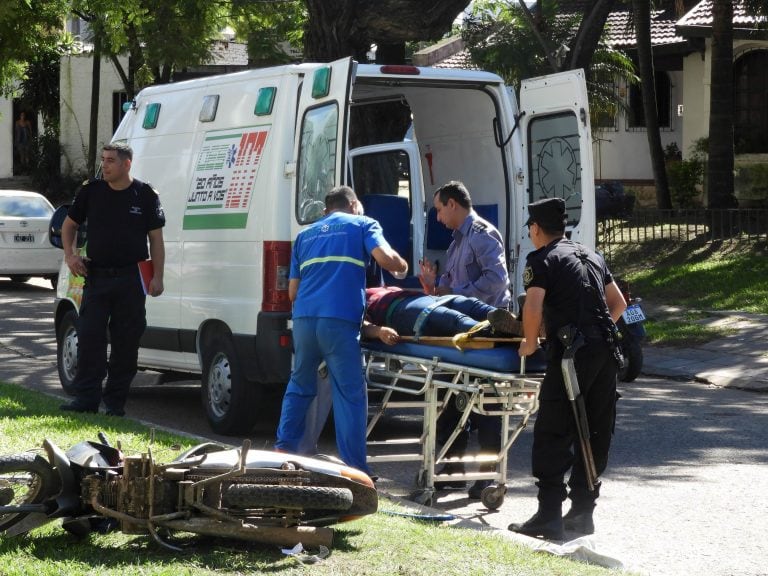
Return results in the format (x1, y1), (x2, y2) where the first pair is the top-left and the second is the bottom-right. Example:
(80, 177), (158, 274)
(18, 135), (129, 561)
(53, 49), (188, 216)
(363, 339), (544, 508)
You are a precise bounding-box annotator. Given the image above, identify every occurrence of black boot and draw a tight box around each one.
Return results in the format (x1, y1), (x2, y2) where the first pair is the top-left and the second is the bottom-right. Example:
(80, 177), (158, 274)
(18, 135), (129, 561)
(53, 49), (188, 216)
(434, 462), (466, 489)
(563, 505), (595, 534)
(468, 462), (496, 499)
(487, 309), (521, 336)
(508, 506), (564, 540)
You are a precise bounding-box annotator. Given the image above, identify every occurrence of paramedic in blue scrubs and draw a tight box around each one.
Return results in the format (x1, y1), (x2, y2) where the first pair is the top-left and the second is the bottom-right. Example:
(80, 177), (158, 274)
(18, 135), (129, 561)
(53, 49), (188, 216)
(419, 180), (511, 498)
(275, 186), (407, 474)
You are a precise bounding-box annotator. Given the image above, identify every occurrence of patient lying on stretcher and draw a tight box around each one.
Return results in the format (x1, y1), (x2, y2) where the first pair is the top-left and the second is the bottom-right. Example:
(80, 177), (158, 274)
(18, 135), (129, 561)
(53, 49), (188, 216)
(362, 286), (521, 344)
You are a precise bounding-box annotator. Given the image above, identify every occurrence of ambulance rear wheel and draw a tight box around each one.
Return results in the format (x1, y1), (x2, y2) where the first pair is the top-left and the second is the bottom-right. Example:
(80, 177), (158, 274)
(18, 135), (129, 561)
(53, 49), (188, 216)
(56, 309), (79, 395)
(201, 333), (257, 435)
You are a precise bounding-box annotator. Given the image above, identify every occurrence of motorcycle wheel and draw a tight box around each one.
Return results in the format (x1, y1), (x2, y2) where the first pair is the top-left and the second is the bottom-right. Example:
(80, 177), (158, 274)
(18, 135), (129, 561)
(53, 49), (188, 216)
(222, 484), (354, 512)
(619, 339), (644, 383)
(0, 453), (59, 532)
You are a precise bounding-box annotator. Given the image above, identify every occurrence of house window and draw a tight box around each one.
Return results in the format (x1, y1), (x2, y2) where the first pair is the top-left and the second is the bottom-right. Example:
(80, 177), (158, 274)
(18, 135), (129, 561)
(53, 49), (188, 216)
(627, 71), (671, 130)
(734, 50), (768, 154)
(112, 92), (128, 132)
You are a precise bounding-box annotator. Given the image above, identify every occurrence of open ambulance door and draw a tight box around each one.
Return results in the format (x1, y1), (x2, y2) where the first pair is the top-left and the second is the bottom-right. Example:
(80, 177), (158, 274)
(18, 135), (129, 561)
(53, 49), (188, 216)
(292, 57), (355, 234)
(514, 69), (595, 297)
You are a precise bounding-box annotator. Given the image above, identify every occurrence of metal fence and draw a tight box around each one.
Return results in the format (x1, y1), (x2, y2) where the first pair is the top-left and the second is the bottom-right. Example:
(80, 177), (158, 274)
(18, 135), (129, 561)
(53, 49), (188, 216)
(597, 208), (768, 261)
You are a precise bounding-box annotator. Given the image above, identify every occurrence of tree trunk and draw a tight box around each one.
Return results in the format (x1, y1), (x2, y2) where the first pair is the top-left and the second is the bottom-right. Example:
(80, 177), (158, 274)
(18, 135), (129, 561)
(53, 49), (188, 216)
(88, 34), (101, 175)
(632, 0), (672, 209)
(302, 0), (471, 61)
(568, 0), (618, 72)
(707, 0), (737, 210)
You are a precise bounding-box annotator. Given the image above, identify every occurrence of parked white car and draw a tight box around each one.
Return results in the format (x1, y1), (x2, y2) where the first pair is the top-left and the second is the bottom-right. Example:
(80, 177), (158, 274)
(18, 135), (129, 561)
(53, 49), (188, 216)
(0, 189), (62, 289)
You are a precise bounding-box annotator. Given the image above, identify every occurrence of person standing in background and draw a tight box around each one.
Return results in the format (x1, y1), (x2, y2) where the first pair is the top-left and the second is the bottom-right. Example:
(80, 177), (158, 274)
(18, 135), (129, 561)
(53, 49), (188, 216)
(14, 111), (33, 173)
(59, 142), (165, 417)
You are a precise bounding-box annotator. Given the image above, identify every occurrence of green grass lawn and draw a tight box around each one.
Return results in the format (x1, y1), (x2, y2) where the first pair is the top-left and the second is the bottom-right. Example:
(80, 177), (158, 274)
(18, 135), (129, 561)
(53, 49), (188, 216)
(609, 238), (767, 345)
(0, 383), (618, 576)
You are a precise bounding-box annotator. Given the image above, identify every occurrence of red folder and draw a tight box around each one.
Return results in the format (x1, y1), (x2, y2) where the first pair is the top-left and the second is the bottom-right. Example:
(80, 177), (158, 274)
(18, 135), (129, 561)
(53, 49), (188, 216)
(138, 260), (154, 295)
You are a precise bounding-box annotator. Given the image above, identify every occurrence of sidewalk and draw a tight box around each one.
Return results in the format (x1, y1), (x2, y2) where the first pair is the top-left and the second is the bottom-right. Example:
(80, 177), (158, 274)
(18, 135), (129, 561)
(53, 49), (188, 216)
(641, 306), (768, 392)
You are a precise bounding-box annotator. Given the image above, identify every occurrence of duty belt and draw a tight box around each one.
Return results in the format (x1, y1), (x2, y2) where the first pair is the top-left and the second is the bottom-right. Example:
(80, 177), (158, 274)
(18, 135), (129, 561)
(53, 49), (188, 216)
(87, 264), (137, 277)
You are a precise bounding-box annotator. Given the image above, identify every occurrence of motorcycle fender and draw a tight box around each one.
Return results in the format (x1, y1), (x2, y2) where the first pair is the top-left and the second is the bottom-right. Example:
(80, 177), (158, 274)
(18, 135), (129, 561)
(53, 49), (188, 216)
(43, 439), (81, 517)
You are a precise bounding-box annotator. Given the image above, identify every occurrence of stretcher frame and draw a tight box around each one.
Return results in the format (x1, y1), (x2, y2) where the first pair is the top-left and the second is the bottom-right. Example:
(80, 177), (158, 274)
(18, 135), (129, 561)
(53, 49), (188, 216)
(363, 346), (542, 508)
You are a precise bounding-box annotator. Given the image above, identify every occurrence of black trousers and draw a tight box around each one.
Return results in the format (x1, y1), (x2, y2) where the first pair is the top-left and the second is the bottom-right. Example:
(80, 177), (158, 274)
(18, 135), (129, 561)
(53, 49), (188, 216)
(72, 272), (146, 412)
(532, 342), (618, 510)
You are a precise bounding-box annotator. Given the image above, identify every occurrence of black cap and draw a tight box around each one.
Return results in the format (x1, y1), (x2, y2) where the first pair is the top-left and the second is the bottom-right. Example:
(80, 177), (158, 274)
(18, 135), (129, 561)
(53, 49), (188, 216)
(526, 197), (567, 230)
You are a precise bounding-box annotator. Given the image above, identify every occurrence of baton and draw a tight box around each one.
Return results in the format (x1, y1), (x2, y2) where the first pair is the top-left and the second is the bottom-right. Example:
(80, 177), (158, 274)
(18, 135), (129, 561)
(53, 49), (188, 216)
(559, 329), (599, 492)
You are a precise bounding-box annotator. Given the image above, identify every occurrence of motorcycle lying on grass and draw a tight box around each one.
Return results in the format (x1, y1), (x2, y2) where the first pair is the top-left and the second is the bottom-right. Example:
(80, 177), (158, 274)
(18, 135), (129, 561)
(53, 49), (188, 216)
(0, 433), (377, 549)
(616, 279), (647, 382)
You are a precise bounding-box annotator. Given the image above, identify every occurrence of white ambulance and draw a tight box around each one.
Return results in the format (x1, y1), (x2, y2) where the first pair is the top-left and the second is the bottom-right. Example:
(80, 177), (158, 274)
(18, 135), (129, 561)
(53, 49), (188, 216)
(52, 57), (595, 435)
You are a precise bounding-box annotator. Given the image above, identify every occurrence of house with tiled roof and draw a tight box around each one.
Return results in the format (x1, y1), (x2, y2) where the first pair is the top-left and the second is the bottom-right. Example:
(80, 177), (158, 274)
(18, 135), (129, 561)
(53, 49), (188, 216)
(413, 0), (768, 206)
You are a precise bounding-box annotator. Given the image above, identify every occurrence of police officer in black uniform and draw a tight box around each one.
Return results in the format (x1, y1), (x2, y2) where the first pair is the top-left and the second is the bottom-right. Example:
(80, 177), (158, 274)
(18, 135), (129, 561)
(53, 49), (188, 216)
(508, 198), (626, 540)
(60, 142), (165, 416)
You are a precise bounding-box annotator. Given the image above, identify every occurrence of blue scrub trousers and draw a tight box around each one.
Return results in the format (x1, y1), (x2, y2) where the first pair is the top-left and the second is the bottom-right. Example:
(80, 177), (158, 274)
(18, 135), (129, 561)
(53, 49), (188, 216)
(276, 317), (370, 474)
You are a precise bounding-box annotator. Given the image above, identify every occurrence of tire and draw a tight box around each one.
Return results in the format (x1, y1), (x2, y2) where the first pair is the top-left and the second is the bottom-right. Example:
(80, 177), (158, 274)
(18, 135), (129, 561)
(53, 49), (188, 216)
(619, 339), (644, 383)
(222, 484), (353, 512)
(0, 453), (59, 533)
(201, 333), (258, 435)
(56, 309), (79, 395)
(9, 275), (31, 284)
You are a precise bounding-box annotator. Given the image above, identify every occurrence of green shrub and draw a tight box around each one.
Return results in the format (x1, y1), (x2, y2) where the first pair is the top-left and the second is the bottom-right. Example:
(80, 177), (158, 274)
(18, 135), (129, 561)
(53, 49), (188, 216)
(664, 139), (706, 208)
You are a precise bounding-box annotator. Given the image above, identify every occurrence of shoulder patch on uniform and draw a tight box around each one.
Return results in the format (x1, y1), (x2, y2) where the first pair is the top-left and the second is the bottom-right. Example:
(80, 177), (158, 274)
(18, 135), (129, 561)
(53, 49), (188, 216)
(471, 219), (490, 232)
(81, 177), (98, 187)
(522, 265), (533, 287)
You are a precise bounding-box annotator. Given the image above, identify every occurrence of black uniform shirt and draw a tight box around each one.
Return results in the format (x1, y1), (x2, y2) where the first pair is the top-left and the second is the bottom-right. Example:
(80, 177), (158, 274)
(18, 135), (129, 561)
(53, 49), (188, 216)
(68, 178), (165, 268)
(523, 237), (613, 342)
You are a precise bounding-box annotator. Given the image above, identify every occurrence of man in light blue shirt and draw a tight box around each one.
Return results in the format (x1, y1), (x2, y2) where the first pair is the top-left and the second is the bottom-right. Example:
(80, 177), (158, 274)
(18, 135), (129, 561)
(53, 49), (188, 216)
(420, 181), (510, 308)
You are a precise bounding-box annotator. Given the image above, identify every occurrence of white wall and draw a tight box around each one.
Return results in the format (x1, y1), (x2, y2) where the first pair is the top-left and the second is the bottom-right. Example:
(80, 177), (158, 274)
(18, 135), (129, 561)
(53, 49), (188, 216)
(592, 71), (683, 181)
(681, 45), (709, 159)
(0, 97), (13, 178)
(60, 53), (127, 176)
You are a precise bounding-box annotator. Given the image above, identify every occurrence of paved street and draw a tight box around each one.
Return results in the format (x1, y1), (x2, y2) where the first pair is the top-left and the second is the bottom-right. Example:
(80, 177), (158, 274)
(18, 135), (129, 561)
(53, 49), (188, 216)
(1, 278), (767, 575)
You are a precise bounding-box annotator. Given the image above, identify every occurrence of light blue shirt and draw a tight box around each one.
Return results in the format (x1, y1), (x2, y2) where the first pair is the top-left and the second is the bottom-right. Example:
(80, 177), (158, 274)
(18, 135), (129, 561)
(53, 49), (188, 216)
(438, 211), (511, 307)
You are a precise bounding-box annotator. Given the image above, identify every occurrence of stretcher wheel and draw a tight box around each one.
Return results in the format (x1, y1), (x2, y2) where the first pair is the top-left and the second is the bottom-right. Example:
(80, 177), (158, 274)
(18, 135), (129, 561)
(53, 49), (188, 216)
(481, 484), (507, 510)
(454, 392), (470, 412)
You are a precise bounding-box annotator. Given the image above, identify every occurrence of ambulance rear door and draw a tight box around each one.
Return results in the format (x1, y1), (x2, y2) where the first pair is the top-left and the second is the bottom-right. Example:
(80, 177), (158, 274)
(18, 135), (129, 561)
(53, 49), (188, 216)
(515, 69), (595, 297)
(291, 57), (355, 235)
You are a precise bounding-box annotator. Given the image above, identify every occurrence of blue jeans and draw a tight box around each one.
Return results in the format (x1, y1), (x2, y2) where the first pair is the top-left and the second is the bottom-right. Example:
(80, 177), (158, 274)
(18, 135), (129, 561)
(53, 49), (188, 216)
(390, 295), (494, 336)
(276, 317), (370, 473)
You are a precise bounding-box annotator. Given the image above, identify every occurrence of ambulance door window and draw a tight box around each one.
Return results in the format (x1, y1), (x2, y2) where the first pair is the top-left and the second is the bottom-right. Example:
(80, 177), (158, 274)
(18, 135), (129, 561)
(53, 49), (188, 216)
(297, 103), (338, 224)
(527, 112), (583, 226)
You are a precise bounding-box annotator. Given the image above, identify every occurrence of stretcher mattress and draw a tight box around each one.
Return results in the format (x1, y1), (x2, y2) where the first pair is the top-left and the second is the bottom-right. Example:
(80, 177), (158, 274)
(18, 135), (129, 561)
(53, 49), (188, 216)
(363, 340), (547, 373)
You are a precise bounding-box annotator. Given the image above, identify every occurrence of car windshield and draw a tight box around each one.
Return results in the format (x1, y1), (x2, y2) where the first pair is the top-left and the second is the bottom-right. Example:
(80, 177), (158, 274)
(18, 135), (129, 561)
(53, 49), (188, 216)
(0, 196), (54, 218)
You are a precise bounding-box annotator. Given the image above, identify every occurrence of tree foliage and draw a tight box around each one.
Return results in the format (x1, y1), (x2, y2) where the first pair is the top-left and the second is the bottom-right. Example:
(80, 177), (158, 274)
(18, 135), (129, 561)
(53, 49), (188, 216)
(231, 0), (306, 66)
(0, 0), (69, 93)
(463, 0), (637, 124)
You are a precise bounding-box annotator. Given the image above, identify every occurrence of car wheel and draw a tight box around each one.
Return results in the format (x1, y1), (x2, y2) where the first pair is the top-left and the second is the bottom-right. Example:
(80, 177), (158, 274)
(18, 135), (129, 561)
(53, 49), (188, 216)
(56, 310), (79, 395)
(201, 332), (259, 435)
(9, 276), (31, 284)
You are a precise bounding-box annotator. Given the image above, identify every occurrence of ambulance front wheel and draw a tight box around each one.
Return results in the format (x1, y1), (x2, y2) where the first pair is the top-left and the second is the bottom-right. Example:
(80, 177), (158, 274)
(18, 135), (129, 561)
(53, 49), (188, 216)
(201, 332), (258, 435)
